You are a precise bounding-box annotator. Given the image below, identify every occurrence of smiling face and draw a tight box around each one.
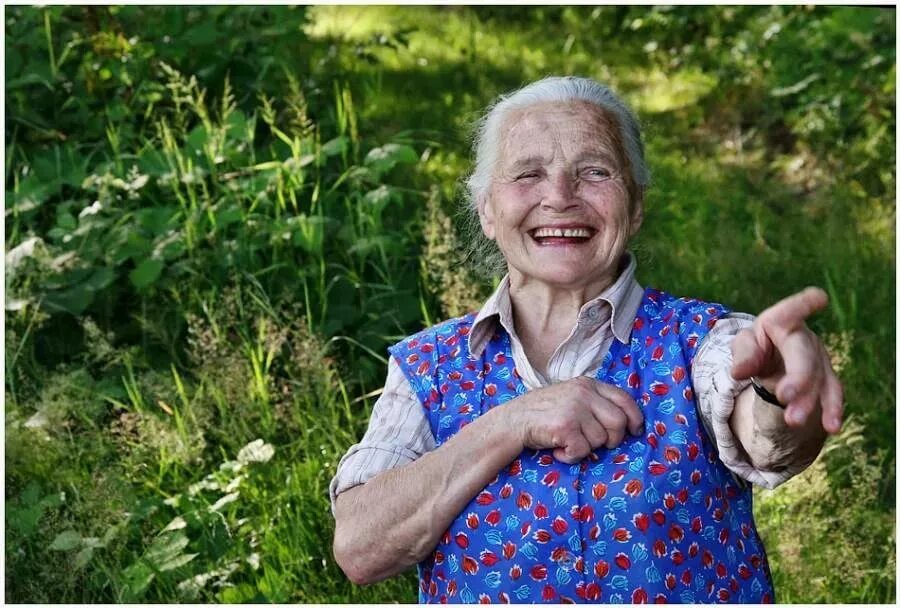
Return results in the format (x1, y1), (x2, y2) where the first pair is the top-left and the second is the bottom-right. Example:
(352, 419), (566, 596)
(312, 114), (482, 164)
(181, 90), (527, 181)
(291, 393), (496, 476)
(479, 101), (644, 294)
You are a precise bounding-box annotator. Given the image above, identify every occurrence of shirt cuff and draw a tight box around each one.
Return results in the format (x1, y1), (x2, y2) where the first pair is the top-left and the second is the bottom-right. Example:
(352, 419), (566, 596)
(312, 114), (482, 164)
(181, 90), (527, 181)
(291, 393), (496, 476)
(329, 441), (422, 514)
(693, 313), (794, 490)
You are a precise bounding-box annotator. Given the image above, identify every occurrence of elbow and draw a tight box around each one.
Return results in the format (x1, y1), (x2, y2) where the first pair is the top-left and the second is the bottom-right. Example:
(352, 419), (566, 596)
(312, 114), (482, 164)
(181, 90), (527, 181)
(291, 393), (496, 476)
(333, 528), (377, 586)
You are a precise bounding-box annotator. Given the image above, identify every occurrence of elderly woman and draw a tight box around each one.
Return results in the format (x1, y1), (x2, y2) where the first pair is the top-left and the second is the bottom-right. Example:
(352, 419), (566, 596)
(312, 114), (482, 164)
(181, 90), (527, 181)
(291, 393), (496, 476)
(330, 77), (842, 604)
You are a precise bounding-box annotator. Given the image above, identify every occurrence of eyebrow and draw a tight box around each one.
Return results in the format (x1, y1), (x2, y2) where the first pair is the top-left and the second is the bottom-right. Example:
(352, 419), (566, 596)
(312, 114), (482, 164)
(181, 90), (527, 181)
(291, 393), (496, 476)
(505, 155), (551, 173)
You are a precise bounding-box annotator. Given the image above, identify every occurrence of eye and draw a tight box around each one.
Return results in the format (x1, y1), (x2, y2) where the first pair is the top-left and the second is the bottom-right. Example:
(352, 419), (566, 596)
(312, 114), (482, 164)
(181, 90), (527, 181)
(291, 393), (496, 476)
(514, 170), (540, 182)
(581, 166), (613, 181)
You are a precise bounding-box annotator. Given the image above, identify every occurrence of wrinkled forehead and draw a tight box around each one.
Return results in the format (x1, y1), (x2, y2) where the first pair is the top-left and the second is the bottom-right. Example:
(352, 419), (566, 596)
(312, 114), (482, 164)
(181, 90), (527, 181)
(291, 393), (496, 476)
(496, 100), (624, 166)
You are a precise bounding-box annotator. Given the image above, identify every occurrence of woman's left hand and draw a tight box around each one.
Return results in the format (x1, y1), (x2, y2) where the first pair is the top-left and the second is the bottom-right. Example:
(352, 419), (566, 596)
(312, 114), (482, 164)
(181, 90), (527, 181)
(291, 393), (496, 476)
(730, 287), (844, 434)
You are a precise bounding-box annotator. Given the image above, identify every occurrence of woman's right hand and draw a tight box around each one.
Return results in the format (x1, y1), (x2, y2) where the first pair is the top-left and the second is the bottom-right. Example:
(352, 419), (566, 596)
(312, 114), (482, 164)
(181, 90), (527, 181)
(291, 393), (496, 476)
(505, 376), (644, 464)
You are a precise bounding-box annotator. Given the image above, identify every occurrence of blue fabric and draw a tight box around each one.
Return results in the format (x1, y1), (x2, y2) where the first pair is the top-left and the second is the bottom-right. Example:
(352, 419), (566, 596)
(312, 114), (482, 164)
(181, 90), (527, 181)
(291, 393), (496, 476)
(389, 288), (774, 604)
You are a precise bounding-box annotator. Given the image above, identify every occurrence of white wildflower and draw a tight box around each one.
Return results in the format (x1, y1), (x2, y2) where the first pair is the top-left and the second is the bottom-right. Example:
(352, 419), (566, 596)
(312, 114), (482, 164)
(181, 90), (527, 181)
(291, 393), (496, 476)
(237, 439), (275, 464)
(161, 516), (187, 533)
(209, 491), (240, 512)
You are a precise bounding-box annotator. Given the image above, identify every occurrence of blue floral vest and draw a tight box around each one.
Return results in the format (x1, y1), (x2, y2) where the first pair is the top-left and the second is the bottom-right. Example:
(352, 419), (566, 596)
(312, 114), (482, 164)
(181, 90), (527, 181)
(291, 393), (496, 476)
(389, 288), (774, 604)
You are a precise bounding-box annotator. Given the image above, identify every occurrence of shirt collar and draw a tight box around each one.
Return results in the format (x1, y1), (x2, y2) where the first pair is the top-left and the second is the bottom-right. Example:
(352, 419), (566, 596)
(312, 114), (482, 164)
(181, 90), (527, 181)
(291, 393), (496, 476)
(468, 252), (644, 358)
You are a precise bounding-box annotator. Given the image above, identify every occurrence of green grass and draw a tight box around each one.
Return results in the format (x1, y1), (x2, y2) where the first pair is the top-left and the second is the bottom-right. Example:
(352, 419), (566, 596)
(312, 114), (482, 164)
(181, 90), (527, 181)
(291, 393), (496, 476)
(5, 5), (895, 603)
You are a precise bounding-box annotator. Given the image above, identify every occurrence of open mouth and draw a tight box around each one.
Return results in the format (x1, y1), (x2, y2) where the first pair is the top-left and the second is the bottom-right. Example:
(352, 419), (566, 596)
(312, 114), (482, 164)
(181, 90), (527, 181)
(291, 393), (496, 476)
(529, 226), (596, 245)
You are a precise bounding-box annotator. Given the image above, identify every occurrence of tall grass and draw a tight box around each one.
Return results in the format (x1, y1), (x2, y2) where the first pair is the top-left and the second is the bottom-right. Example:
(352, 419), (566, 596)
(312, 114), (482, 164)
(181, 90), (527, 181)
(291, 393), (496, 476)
(5, 5), (894, 603)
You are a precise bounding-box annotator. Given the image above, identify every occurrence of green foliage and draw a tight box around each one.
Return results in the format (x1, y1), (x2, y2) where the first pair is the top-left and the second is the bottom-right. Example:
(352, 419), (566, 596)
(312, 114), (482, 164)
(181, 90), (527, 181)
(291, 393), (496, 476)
(5, 5), (894, 603)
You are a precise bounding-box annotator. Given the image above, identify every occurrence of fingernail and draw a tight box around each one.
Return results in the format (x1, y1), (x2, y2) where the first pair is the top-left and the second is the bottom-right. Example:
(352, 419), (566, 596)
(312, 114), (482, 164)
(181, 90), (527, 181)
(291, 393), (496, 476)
(830, 415), (842, 432)
(788, 408), (807, 425)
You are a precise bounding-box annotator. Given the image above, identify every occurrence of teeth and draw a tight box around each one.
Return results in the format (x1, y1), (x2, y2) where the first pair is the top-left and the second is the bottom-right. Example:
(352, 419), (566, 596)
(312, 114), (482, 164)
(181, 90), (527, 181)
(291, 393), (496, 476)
(533, 227), (592, 238)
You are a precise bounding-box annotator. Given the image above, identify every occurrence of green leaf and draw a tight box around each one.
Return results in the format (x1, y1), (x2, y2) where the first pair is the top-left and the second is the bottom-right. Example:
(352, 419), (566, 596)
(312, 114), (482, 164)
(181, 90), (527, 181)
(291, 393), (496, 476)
(43, 284), (94, 315)
(144, 531), (190, 566)
(49, 529), (82, 551)
(321, 135), (349, 157)
(157, 552), (198, 572)
(363, 185), (397, 208)
(73, 546), (95, 569)
(137, 206), (178, 236)
(84, 267), (116, 292)
(129, 258), (164, 289)
(120, 561), (155, 601)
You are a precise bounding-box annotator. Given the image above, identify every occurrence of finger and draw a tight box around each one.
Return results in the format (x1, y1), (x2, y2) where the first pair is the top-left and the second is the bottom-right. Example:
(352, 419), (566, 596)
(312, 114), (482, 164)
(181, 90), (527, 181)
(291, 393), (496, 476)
(773, 329), (823, 409)
(589, 401), (627, 448)
(756, 287), (829, 345)
(580, 418), (611, 451)
(818, 349), (844, 434)
(553, 432), (592, 464)
(592, 381), (644, 435)
(731, 327), (771, 380)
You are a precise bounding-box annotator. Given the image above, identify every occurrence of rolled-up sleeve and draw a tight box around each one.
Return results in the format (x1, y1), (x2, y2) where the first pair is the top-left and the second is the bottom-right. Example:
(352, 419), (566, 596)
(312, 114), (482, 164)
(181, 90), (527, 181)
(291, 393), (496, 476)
(329, 357), (435, 512)
(692, 313), (802, 489)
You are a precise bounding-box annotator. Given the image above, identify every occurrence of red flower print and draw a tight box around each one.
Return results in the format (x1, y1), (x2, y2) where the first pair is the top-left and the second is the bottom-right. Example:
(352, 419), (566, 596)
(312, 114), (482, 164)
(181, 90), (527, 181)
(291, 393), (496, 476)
(485, 509), (501, 526)
(476, 491), (494, 505)
(664, 446), (681, 464)
(502, 541), (516, 560)
(542, 470), (560, 487)
(530, 564), (548, 581)
(652, 509), (667, 526)
(625, 479), (643, 497)
(650, 381), (670, 396)
(462, 555), (478, 575)
(533, 529), (551, 544)
(649, 461), (667, 475)
(633, 512), (650, 532)
(551, 516), (569, 535)
(653, 539), (667, 557)
(516, 490), (532, 510)
(542, 585), (557, 601)
(479, 550), (499, 567)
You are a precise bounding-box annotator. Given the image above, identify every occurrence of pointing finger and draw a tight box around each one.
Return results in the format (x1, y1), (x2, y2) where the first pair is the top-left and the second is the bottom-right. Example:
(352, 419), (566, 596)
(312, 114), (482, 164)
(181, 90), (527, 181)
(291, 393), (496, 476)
(757, 287), (829, 345)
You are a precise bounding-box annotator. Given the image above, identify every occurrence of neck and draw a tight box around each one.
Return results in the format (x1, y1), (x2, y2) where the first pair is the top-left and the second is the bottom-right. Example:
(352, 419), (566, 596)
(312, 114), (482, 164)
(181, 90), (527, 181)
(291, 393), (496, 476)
(506, 265), (621, 375)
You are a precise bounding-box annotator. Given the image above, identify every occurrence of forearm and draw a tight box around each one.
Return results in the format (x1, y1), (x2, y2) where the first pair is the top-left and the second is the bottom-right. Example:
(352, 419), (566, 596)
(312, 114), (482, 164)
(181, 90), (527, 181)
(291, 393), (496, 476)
(333, 405), (522, 585)
(729, 384), (826, 472)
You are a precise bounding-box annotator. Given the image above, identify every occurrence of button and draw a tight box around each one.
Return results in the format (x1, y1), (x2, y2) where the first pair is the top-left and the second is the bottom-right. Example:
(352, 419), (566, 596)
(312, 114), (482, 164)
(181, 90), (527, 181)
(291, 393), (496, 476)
(587, 307), (600, 319)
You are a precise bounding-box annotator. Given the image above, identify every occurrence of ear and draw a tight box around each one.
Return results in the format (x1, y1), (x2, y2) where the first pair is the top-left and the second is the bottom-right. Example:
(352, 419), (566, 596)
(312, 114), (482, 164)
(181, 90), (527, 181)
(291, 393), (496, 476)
(478, 194), (496, 240)
(628, 189), (644, 237)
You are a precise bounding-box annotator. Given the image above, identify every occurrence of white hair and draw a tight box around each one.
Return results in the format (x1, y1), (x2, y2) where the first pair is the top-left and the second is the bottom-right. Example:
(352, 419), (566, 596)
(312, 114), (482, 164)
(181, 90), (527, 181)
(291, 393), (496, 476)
(461, 76), (649, 277)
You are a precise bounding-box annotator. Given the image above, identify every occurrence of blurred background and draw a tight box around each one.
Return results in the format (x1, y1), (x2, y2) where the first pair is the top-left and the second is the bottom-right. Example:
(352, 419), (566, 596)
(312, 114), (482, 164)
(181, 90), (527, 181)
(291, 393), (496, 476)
(5, 5), (895, 603)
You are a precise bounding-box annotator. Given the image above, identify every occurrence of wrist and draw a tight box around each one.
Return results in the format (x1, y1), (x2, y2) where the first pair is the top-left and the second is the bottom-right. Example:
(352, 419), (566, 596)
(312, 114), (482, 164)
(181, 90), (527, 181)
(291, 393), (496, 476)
(749, 376), (785, 409)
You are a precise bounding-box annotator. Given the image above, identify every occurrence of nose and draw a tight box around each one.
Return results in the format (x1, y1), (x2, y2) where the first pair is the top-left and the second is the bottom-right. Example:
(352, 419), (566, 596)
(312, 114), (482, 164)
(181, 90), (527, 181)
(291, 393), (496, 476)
(540, 171), (579, 212)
